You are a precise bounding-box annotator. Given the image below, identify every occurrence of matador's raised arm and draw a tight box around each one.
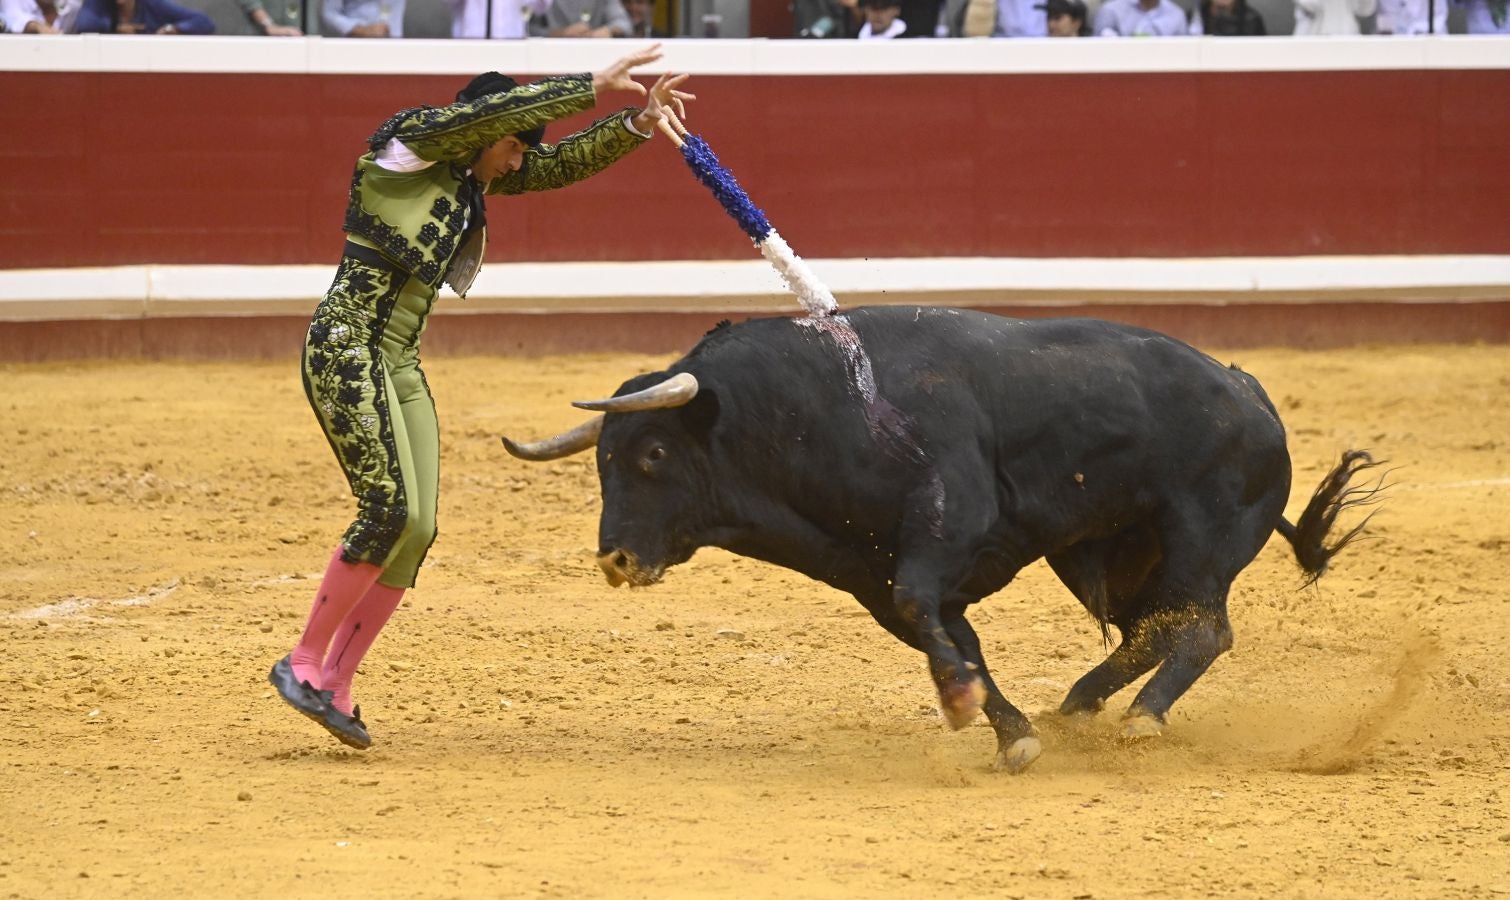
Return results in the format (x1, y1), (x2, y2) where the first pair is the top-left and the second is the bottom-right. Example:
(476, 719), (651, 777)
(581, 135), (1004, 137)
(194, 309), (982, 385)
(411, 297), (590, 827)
(486, 109), (649, 196)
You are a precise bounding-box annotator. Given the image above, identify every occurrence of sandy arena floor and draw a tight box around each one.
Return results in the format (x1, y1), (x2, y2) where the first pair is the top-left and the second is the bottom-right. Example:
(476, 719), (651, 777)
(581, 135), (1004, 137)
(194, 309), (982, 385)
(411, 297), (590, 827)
(1, 334), (1508, 899)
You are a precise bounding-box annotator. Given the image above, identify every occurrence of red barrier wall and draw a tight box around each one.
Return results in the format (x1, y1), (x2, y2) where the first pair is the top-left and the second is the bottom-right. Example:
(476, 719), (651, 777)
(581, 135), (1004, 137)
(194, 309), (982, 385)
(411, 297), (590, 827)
(2, 69), (1508, 269)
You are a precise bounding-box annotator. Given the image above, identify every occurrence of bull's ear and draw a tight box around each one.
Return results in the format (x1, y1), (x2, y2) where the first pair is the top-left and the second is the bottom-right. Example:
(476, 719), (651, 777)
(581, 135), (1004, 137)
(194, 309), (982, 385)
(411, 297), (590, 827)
(678, 388), (720, 438)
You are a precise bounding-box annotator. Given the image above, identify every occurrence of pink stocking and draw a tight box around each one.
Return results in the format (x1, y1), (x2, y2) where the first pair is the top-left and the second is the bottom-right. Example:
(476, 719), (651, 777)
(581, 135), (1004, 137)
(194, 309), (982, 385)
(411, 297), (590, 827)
(288, 547), (384, 687)
(320, 582), (405, 715)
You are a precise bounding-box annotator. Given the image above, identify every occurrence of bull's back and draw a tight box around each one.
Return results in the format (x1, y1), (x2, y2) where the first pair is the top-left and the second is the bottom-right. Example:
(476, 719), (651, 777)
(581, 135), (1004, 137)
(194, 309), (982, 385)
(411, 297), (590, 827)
(842, 307), (1246, 411)
(842, 307), (1290, 487)
(693, 306), (1286, 468)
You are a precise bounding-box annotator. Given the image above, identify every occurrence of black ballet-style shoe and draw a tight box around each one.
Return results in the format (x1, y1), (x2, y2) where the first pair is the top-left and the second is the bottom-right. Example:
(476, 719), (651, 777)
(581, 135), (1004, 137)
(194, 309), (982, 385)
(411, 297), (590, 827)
(320, 704), (372, 750)
(267, 655), (330, 724)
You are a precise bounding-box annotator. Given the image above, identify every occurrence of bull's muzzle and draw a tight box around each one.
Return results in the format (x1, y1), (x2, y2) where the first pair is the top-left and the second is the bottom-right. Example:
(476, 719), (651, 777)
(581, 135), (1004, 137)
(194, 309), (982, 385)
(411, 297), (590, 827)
(596, 547), (663, 588)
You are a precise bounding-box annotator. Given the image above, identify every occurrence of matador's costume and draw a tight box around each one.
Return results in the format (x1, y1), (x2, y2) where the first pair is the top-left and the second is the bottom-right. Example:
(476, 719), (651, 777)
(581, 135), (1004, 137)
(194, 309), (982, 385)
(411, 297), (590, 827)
(271, 69), (661, 751)
(303, 73), (646, 590)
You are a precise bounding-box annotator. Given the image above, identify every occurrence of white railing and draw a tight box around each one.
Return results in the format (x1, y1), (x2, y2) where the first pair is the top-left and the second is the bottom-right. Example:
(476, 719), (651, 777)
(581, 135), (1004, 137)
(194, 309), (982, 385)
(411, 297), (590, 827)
(4, 256), (1507, 320)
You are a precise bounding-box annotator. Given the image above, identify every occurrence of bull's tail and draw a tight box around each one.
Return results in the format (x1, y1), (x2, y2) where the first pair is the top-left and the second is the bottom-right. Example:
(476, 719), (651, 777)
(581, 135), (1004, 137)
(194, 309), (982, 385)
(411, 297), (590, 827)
(1277, 450), (1387, 587)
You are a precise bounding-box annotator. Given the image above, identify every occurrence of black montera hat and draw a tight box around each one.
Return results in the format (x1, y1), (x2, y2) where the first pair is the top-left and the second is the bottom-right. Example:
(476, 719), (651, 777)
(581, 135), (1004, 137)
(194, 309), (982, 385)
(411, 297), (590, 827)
(456, 72), (545, 147)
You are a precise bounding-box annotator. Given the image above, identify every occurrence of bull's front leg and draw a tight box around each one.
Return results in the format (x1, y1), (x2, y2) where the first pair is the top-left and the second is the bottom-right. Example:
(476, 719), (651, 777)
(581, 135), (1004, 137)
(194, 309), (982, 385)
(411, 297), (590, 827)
(891, 578), (986, 732)
(940, 610), (1041, 773)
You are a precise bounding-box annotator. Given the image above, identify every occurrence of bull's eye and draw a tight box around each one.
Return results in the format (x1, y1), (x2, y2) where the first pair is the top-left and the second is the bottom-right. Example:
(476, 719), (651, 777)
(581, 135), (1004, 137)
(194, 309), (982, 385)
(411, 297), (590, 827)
(640, 445), (666, 475)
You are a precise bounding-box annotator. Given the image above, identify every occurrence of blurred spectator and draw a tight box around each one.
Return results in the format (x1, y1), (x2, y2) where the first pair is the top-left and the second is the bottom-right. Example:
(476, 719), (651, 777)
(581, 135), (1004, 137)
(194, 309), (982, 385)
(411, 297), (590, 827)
(858, 0), (905, 36)
(1093, 0), (1188, 34)
(530, 0), (629, 36)
(448, 0), (547, 37)
(943, 0), (995, 34)
(897, 0), (945, 34)
(940, 0), (1047, 35)
(1292, 0), (1375, 32)
(795, 0), (859, 36)
(623, 0), (665, 36)
(1042, 0), (1088, 34)
(322, 0), (403, 36)
(3, 0), (82, 32)
(77, 0), (213, 32)
(1190, 0), (1267, 33)
(1376, 0), (1447, 31)
(1453, 0), (1508, 31)
(994, 0), (1047, 34)
(236, 0), (301, 34)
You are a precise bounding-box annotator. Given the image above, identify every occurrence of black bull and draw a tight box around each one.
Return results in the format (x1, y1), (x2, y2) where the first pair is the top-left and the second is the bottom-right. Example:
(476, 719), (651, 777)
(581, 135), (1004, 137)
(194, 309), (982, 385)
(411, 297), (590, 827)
(504, 308), (1381, 773)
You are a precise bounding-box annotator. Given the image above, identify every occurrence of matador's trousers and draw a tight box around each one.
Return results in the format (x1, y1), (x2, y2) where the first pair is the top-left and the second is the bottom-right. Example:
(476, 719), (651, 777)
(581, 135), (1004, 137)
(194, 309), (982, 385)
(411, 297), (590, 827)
(301, 241), (439, 589)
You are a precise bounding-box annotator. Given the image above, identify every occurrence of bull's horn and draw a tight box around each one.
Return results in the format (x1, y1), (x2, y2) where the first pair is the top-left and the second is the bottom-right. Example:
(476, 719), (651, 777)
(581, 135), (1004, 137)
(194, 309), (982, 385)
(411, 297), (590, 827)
(572, 372), (699, 413)
(501, 415), (603, 461)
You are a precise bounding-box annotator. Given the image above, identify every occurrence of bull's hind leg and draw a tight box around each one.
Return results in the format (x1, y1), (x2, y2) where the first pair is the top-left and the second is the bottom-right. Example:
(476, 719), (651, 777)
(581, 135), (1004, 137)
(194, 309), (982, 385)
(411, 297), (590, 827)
(1120, 596), (1233, 738)
(940, 606), (1041, 774)
(1115, 480), (1280, 738)
(1058, 621), (1167, 717)
(1046, 528), (1164, 716)
(1117, 511), (1271, 736)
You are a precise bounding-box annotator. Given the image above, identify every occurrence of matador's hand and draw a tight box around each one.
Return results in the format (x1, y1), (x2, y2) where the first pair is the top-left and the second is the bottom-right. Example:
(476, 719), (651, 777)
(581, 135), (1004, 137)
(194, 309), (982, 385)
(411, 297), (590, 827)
(631, 72), (695, 135)
(592, 44), (663, 98)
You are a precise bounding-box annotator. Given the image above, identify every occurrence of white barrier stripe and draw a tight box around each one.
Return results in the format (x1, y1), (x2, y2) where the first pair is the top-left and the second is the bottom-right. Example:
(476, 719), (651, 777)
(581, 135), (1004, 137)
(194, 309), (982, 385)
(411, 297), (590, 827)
(2, 35), (1508, 77)
(0, 256), (1506, 321)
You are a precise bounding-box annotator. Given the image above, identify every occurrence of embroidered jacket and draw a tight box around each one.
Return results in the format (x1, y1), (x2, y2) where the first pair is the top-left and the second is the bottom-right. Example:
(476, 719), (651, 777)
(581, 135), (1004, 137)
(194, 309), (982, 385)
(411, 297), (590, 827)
(343, 73), (648, 296)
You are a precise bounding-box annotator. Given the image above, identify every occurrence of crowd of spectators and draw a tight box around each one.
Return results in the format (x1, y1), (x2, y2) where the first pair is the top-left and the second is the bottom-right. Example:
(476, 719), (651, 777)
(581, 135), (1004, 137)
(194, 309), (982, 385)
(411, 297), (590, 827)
(1, 0), (1504, 36)
(4, 0), (217, 32)
(829, 0), (1506, 35)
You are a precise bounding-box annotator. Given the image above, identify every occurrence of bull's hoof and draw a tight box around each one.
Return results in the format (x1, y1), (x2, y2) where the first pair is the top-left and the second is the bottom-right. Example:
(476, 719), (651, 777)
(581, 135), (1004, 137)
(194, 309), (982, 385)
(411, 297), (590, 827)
(992, 736), (1043, 775)
(1120, 712), (1165, 741)
(939, 677), (987, 730)
(1058, 696), (1105, 718)
(1059, 705), (1102, 721)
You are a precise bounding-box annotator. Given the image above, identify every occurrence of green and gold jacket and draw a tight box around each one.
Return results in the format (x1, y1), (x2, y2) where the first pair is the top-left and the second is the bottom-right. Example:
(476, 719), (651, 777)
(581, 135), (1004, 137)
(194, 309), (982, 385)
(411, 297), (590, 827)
(343, 73), (648, 297)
